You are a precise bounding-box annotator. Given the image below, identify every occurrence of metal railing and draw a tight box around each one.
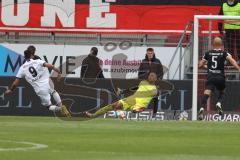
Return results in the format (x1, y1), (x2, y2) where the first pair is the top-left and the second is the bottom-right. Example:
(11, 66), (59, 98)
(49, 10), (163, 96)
(167, 21), (193, 80)
(0, 31), (183, 47)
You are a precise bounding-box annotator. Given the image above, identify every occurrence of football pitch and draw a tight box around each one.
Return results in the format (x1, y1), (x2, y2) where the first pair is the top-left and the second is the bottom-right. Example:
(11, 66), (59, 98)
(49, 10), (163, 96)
(0, 116), (240, 160)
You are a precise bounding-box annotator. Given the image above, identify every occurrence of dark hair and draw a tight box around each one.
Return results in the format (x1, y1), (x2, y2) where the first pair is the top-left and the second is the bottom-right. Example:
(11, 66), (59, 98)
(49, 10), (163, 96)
(145, 48), (156, 61)
(27, 45), (36, 55)
(90, 47), (98, 55)
(146, 48), (154, 52)
(24, 50), (32, 59)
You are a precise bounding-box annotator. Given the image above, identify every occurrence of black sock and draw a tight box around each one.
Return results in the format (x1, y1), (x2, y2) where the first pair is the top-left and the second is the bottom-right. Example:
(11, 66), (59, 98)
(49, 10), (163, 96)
(201, 94), (209, 109)
(152, 97), (158, 114)
(217, 91), (224, 104)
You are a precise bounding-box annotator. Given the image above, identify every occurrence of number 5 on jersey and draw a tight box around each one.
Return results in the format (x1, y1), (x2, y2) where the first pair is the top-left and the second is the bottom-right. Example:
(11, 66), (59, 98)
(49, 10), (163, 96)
(212, 56), (218, 69)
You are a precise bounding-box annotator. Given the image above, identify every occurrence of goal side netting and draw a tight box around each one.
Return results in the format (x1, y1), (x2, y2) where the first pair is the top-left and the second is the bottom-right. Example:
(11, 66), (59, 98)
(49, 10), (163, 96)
(192, 15), (240, 120)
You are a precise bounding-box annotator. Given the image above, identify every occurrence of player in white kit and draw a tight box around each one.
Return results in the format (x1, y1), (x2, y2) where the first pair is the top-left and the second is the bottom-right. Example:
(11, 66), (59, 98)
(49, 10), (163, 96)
(5, 50), (71, 117)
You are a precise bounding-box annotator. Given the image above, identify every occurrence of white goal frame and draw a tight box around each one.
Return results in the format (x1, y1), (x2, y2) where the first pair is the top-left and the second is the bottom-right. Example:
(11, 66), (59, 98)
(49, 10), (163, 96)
(192, 15), (240, 120)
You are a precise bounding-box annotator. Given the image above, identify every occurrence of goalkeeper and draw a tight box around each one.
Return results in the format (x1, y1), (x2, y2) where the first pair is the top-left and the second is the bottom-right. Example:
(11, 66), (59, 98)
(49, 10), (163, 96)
(85, 72), (158, 118)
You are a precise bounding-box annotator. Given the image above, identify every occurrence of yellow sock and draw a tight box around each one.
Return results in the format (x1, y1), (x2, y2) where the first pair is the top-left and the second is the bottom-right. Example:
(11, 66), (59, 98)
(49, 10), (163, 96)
(92, 104), (114, 118)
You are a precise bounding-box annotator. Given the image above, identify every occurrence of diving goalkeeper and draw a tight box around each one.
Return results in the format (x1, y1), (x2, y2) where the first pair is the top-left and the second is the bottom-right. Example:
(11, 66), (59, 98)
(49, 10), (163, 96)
(85, 72), (158, 118)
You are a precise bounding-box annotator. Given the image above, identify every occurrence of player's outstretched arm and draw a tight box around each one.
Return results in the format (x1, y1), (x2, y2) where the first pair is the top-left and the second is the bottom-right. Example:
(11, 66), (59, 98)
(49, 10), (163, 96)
(4, 78), (21, 95)
(227, 56), (240, 72)
(116, 86), (139, 96)
(43, 63), (62, 81)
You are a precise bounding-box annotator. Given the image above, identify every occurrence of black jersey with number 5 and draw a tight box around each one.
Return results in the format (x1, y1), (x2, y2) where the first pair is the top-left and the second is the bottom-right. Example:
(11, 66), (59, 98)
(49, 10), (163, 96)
(203, 49), (230, 75)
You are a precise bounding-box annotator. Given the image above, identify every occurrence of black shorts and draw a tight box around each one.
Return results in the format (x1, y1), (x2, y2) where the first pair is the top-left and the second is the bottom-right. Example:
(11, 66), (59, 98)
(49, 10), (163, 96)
(205, 74), (225, 91)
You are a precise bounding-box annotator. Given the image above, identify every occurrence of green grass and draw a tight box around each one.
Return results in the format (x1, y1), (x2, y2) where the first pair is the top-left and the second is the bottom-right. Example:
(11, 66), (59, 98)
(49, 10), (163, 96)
(0, 116), (240, 160)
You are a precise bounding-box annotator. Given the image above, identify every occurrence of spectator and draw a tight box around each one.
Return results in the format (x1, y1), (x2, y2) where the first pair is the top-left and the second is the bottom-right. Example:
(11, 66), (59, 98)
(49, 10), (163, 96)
(138, 48), (163, 80)
(218, 0), (240, 61)
(138, 48), (163, 116)
(80, 47), (104, 79)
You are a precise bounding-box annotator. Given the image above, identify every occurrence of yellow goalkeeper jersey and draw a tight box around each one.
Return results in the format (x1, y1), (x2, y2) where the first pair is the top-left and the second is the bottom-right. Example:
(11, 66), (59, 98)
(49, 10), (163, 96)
(120, 80), (158, 111)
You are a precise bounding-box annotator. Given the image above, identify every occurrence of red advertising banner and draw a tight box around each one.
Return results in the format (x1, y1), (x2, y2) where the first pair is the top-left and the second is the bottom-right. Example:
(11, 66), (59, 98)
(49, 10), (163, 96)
(0, 0), (221, 34)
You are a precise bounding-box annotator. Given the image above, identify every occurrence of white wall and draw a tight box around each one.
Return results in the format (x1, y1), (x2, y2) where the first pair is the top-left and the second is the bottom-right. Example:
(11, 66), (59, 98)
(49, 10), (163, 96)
(1, 44), (184, 79)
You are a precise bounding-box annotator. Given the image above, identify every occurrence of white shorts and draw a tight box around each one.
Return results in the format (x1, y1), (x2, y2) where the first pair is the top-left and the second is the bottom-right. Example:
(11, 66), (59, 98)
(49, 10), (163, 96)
(36, 85), (54, 106)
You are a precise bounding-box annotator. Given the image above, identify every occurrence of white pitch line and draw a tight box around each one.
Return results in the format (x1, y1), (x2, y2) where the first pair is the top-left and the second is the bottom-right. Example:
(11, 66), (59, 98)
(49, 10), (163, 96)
(0, 140), (48, 151)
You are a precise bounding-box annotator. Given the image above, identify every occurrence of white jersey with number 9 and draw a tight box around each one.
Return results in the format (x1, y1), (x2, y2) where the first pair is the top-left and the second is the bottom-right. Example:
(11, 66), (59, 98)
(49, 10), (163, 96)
(16, 59), (50, 93)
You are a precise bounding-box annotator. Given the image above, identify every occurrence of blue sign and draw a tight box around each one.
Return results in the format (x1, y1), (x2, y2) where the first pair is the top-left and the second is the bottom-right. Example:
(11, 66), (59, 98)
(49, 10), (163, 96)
(0, 45), (24, 76)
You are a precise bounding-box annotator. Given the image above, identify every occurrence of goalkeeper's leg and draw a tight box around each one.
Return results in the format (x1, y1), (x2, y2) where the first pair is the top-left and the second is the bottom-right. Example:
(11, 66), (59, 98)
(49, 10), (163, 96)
(85, 101), (123, 118)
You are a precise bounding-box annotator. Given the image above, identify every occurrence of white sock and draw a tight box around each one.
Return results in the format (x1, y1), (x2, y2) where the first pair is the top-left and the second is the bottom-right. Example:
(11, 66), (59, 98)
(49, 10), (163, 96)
(52, 91), (62, 107)
(49, 105), (61, 112)
(216, 102), (222, 107)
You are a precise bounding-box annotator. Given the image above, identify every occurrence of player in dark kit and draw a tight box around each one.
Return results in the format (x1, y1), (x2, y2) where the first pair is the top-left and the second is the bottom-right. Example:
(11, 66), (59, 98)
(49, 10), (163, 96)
(198, 37), (240, 120)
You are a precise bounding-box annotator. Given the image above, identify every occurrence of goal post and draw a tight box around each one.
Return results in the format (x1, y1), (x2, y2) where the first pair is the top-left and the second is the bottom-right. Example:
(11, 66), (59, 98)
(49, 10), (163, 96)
(192, 15), (240, 120)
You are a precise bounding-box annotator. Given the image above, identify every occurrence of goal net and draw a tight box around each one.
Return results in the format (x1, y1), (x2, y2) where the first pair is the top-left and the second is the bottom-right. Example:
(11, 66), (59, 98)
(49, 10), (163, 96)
(192, 15), (240, 121)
